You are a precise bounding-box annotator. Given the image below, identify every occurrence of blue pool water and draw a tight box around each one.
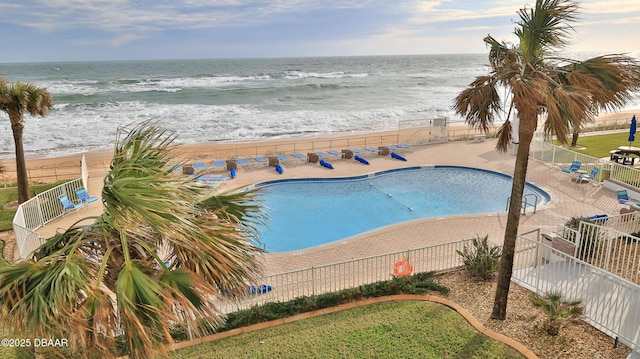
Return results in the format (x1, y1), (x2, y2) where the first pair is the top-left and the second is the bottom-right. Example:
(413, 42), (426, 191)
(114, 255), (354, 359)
(253, 166), (550, 253)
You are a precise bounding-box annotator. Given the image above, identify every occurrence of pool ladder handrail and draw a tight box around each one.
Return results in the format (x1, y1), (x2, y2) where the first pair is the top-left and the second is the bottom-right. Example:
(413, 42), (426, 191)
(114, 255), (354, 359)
(506, 193), (539, 214)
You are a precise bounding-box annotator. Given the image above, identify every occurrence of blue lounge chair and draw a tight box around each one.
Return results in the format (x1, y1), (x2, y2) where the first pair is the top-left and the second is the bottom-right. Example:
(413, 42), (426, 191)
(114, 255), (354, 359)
(193, 162), (206, 170)
(195, 175), (229, 182)
(59, 194), (83, 215)
(248, 284), (273, 295)
(254, 156), (268, 164)
(236, 158), (249, 166)
(589, 214), (608, 222)
(354, 155), (369, 165)
(391, 152), (407, 161)
(319, 159), (334, 169)
(577, 168), (598, 183)
(327, 150), (341, 156)
(364, 147), (377, 153)
(277, 154), (291, 162)
(75, 187), (99, 207)
(617, 189), (637, 205)
(292, 153), (306, 160)
(561, 161), (581, 174)
(395, 144), (410, 149)
(213, 160), (226, 168)
(349, 148), (362, 154)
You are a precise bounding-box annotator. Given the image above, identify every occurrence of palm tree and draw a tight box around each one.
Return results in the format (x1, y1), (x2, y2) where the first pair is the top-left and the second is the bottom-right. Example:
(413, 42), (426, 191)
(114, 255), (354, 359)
(0, 79), (53, 204)
(453, 0), (640, 320)
(0, 121), (267, 358)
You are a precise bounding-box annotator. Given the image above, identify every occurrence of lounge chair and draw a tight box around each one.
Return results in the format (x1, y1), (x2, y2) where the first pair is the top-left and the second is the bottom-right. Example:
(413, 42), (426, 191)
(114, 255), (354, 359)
(59, 194), (83, 215)
(576, 168), (598, 183)
(319, 159), (334, 169)
(617, 189), (639, 205)
(75, 187), (99, 207)
(248, 284), (273, 295)
(354, 155), (369, 165)
(193, 162), (206, 170)
(327, 150), (341, 157)
(276, 154), (291, 162)
(254, 156), (268, 164)
(212, 160), (226, 169)
(195, 175), (229, 186)
(292, 153), (306, 161)
(391, 152), (407, 161)
(236, 158), (249, 166)
(195, 175), (229, 182)
(561, 161), (581, 174)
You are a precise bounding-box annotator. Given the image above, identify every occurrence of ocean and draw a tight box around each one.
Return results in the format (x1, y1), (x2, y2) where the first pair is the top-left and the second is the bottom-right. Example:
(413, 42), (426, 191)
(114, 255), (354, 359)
(0, 54), (638, 159)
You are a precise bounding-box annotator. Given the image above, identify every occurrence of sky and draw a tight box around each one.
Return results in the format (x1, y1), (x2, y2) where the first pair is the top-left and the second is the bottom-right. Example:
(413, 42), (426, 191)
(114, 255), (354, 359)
(0, 0), (639, 63)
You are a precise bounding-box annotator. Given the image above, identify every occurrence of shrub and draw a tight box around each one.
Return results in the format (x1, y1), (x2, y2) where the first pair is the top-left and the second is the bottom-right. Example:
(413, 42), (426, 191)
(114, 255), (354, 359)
(456, 235), (502, 280)
(531, 291), (584, 336)
(214, 271), (448, 334)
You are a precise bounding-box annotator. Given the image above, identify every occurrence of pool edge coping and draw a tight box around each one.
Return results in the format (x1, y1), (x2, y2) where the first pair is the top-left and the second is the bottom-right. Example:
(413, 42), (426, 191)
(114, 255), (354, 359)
(250, 165), (551, 254)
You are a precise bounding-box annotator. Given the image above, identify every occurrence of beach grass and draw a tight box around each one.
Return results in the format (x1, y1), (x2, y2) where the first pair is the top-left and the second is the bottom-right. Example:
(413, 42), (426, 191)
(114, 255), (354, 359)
(170, 301), (524, 359)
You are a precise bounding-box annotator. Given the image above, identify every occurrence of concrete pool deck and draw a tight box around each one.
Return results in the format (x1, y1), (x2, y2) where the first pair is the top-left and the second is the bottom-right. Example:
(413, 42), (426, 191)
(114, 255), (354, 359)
(35, 137), (625, 276)
(246, 139), (623, 275)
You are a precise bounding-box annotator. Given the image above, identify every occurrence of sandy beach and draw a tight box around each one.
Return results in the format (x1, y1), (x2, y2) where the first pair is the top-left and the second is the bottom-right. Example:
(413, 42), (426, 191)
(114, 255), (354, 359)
(0, 110), (635, 185)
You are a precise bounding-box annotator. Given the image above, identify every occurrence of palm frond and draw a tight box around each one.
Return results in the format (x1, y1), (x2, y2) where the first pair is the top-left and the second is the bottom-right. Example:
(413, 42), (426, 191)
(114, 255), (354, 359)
(453, 75), (502, 132)
(495, 121), (513, 152)
(515, 0), (579, 58)
(0, 120), (267, 357)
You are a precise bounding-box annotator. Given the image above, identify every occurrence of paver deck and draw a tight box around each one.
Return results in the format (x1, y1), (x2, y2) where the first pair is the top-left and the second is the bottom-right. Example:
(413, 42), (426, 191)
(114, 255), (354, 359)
(36, 138), (626, 276)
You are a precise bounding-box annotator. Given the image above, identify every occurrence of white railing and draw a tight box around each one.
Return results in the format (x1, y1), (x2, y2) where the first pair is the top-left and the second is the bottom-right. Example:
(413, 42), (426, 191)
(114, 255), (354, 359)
(575, 221), (640, 284)
(512, 235), (640, 352)
(554, 221), (640, 284)
(12, 178), (83, 260)
(529, 137), (609, 185)
(530, 135), (640, 190)
(590, 211), (640, 236)
(216, 238), (475, 314)
(609, 162), (640, 190)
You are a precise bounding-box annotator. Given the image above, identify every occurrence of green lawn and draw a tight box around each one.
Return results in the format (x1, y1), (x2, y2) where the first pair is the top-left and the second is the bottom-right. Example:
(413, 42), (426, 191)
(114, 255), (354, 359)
(171, 301), (524, 359)
(556, 132), (635, 159)
(0, 182), (67, 231)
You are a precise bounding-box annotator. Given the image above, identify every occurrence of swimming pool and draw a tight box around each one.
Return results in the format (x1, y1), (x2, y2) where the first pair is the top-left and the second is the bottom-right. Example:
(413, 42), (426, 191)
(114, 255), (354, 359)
(252, 166), (550, 253)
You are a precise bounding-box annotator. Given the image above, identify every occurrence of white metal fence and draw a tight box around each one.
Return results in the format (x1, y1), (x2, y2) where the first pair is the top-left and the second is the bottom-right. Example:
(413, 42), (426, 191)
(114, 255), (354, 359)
(12, 178), (84, 260)
(513, 234), (640, 352)
(215, 239), (474, 314)
(529, 137), (608, 185)
(590, 211), (640, 235)
(529, 135), (640, 190)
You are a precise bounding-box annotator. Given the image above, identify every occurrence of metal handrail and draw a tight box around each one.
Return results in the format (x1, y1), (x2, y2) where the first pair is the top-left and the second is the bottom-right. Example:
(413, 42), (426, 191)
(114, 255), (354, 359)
(506, 193), (539, 214)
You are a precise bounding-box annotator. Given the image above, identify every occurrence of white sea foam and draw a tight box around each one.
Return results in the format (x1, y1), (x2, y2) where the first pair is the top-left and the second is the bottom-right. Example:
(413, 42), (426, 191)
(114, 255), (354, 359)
(0, 54), (637, 160)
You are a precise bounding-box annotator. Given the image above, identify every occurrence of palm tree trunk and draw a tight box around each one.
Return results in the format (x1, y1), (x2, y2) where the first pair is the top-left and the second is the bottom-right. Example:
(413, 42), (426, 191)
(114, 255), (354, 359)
(491, 122), (535, 320)
(571, 130), (579, 147)
(10, 120), (29, 204)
